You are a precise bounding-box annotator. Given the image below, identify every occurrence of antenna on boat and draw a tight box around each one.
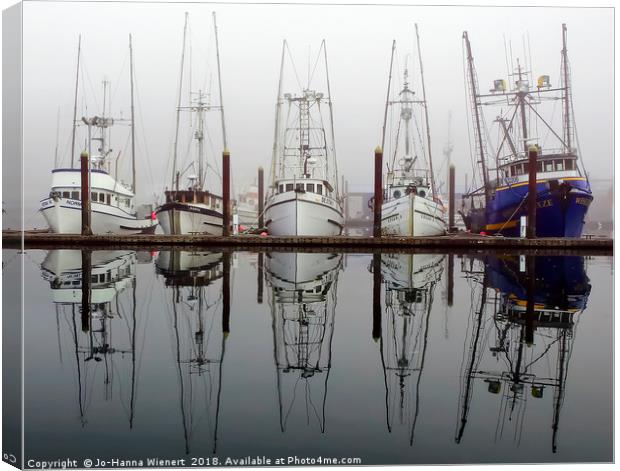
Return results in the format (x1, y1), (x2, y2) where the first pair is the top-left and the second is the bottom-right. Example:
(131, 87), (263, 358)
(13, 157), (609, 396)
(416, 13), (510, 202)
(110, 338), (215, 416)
(322, 40), (339, 197)
(129, 34), (136, 193)
(172, 13), (189, 191)
(463, 31), (490, 203)
(270, 40), (287, 188)
(213, 12), (228, 150)
(70, 35), (81, 169)
(415, 23), (437, 198)
(381, 40), (396, 160)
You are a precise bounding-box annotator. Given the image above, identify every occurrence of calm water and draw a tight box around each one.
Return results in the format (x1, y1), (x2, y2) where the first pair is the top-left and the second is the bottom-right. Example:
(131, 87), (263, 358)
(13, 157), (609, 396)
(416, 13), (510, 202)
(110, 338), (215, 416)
(4, 248), (613, 466)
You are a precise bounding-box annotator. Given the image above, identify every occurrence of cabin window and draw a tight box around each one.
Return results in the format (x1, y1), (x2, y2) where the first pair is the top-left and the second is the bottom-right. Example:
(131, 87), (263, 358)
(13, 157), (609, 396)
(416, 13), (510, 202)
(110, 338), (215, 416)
(99, 193), (105, 203)
(536, 162), (543, 172)
(71, 191), (79, 200)
(279, 184), (284, 193)
(106, 194), (111, 205)
(307, 183), (315, 193)
(62, 191), (70, 198)
(510, 165), (517, 177)
(286, 183), (294, 192)
(316, 184), (323, 195)
(523, 163), (528, 174)
(555, 160), (564, 171)
(565, 159), (574, 170)
(91, 275), (97, 283)
(393, 190), (401, 199)
(91, 192), (97, 202)
(296, 183), (303, 191)
(99, 274), (105, 283)
(419, 190), (426, 198)
(545, 161), (554, 172)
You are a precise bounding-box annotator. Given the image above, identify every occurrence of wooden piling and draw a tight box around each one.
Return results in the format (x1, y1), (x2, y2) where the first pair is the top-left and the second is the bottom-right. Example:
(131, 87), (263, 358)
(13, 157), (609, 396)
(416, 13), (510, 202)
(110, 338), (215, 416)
(222, 149), (231, 236)
(373, 146), (383, 238)
(448, 164), (455, 232)
(80, 152), (92, 236)
(81, 249), (91, 332)
(372, 253), (382, 340)
(223, 251), (230, 334)
(258, 166), (264, 228)
(525, 254), (536, 344)
(257, 252), (264, 304)
(447, 253), (454, 307)
(526, 147), (538, 239)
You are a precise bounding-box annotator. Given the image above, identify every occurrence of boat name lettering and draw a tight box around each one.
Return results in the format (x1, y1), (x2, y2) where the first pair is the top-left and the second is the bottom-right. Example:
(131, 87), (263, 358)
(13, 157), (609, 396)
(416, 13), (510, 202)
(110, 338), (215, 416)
(537, 199), (552, 208)
(575, 197), (591, 206)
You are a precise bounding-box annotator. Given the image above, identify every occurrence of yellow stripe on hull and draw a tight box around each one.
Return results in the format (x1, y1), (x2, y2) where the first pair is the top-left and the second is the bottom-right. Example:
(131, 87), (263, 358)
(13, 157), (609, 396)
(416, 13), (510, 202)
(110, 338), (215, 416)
(495, 176), (586, 192)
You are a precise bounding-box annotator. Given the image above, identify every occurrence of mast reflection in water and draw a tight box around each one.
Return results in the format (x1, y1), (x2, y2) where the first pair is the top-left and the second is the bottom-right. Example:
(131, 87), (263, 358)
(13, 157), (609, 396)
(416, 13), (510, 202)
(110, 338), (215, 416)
(456, 255), (591, 453)
(155, 250), (228, 455)
(15, 248), (611, 465)
(265, 252), (342, 433)
(372, 253), (444, 445)
(40, 250), (138, 428)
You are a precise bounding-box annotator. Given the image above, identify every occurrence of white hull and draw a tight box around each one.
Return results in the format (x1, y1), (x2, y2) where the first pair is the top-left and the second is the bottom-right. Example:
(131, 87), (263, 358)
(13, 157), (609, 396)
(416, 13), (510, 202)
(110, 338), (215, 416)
(265, 191), (343, 236)
(381, 194), (446, 237)
(40, 198), (157, 234)
(381, 252), (445, 290)
(157, 203), (223, 235)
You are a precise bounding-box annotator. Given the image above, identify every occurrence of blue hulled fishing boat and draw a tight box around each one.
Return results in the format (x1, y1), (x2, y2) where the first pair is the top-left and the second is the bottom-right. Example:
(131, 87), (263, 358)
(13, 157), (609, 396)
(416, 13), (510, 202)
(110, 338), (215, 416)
(460, 24), (592, 237)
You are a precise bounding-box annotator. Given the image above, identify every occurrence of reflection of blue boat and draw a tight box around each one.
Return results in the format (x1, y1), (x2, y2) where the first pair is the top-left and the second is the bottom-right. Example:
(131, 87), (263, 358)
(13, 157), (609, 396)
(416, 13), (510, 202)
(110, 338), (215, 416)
(486, 255), (591, 319)
(461, 25), (592, 237)
(456, 254), (591, 453)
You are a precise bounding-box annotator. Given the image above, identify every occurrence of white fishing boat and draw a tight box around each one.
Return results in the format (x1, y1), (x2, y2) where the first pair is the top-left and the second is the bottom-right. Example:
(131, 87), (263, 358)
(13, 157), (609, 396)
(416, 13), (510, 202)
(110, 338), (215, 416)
(40, 36), (157, 235)
(264, 41), (344, 236)
(235, 181), (259, 228)
(156, 13), (228, 235)
(380, 27), (447, 237)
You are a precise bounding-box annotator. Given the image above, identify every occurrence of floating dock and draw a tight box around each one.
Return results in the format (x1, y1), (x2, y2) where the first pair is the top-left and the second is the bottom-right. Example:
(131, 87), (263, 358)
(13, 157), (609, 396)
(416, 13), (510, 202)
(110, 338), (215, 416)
(2, 231), (612, 255)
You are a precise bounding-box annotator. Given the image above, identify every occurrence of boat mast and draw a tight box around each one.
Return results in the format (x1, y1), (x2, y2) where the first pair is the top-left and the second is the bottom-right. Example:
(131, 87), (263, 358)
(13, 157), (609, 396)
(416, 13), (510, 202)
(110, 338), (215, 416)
(415, 23), (437, 198)
(213, 12), (228, 150)
(270, 40), (287, 187)
(323, 40), (339, 197)
(172, 13), (189, 191)
(381, 40), (396, 156)
(197, 91), (206, 189)
(516, 59), (529, 154)
(561, 23), (572, 154)
(463, 32), (490, 202)
(129, 34), (136, 193)
(71, 35), (81, 169)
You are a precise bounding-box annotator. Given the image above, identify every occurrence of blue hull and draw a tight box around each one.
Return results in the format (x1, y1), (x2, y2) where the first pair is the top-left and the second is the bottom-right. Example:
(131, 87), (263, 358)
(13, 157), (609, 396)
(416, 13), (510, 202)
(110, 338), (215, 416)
(465, 178), (593, 237)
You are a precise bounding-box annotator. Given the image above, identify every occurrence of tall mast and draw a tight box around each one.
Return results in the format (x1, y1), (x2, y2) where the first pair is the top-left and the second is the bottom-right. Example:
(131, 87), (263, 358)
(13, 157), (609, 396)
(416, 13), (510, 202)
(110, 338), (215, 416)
(270, 40), (287, 187)
(561, 23), (572, 153)
(197, 92), (205, 189)
(213, 12), (228, 150)
(415, 23), (437, 198)
(323, 40), (339, 197)
(54, 107), (61, 168)
(516, 59), (529, 154)
(381, 40), (396, 155)
(463, 31), (490, 202)
(172, 13), (189, 190)
(70, 35), (81, 169)
(129, 34), (136, 193)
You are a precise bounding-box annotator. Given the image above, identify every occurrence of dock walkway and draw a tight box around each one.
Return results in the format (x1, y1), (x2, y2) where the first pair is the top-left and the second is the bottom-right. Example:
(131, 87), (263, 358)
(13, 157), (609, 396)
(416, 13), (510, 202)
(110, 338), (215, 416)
(2, 231), (612, 254)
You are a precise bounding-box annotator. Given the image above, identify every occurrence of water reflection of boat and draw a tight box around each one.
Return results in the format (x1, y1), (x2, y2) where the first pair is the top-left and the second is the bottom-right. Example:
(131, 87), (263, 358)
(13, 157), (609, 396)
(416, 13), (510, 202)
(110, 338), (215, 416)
(374, 253), (444, 445)
(156, 251), (226, 454)
(41, 250), (138, 427)
(456, 255), (591, 452)
(265, 252), (342, 432)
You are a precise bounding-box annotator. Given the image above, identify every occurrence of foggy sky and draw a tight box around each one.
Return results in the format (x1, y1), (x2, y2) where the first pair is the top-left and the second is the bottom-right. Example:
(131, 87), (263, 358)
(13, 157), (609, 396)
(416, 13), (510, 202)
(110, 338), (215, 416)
(9, 1), (615, 227)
